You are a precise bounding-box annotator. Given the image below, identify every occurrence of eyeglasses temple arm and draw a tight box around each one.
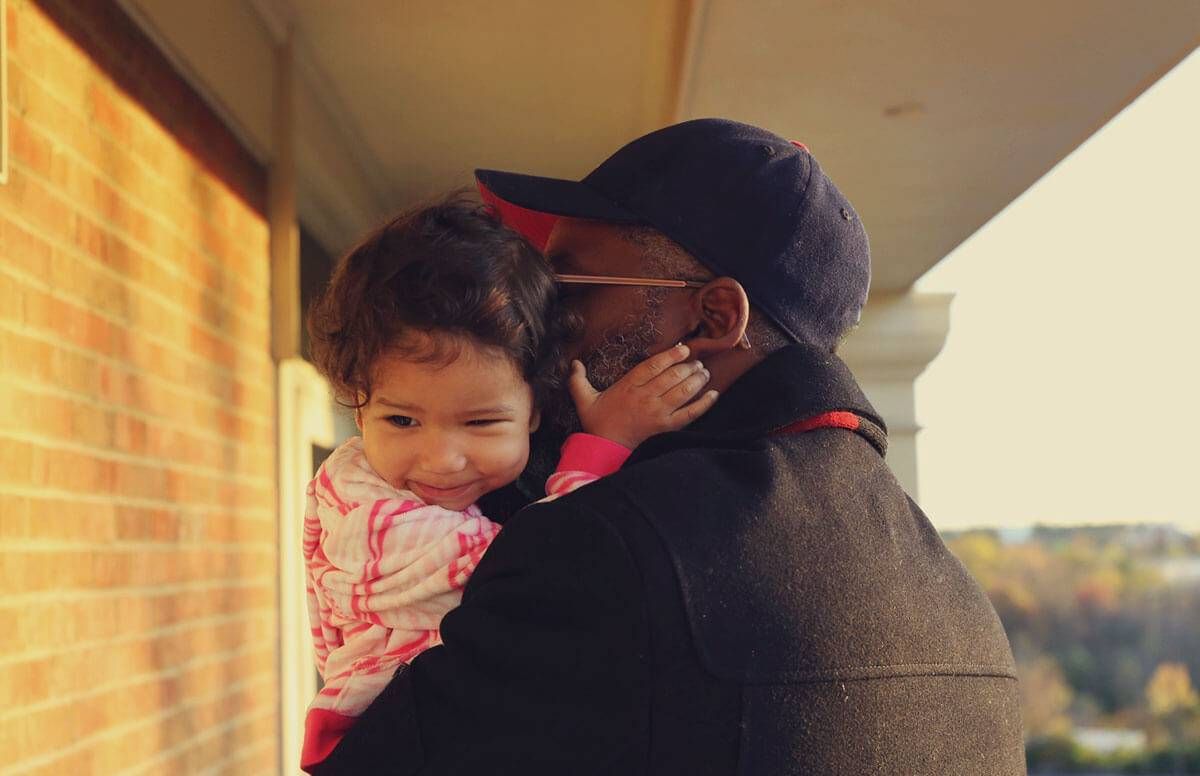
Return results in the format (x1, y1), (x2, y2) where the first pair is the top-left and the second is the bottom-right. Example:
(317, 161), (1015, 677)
(554, 274), (706, 289)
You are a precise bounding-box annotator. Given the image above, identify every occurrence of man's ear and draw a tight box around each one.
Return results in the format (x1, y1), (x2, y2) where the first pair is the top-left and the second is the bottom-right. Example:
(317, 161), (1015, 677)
(684, 278), (751, 357)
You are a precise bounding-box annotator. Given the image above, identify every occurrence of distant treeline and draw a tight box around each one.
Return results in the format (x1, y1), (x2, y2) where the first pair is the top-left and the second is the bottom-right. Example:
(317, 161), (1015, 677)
(943, 524), (1200, 774)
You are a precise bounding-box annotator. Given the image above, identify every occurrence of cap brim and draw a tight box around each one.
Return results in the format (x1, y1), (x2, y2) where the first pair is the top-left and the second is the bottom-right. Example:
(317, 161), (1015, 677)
(475, 169), (640, 222)
(475, 169), (643, 252)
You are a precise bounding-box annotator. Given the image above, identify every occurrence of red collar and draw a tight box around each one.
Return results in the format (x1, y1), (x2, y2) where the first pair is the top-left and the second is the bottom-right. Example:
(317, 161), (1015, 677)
(772, 411), (862, 435)
(771, 410), (887, 456)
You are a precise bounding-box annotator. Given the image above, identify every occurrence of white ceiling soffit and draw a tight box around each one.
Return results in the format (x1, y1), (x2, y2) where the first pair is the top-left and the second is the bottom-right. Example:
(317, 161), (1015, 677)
(682, 0), (1200, 290)
(284, 0), (691, 203)
(120, 1), (1197, 284)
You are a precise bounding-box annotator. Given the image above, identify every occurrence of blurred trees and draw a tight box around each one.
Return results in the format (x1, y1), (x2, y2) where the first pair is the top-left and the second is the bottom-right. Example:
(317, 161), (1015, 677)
(1020, 655), (1074, 738)
(944, 524), (1200, 772)
(1146, 662), (1200, 753)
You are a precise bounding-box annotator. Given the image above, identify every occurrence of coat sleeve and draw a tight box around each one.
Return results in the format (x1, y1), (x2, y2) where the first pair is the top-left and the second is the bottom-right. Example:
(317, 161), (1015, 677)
(309, 491), (652, 775)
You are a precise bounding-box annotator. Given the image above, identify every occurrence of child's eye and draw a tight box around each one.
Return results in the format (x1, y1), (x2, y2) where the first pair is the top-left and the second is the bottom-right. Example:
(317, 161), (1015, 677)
(387, 415), (416, 428)
(467, 419), (505, 427)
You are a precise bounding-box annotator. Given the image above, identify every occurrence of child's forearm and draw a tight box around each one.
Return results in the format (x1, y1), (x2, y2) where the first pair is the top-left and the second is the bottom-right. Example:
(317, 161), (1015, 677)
(544, 432), (632, 498)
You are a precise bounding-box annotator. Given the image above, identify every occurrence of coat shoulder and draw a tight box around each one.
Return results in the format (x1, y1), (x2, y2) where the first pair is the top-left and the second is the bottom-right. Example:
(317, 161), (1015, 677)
(597, 431), (1017, 684)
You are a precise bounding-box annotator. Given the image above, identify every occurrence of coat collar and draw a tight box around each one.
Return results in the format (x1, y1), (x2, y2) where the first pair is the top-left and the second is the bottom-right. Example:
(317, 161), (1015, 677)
(630, 344), (888, 463)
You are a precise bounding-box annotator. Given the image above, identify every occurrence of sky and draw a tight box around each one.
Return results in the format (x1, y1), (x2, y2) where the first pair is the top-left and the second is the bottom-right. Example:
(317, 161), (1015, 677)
(913, 48), (1200, 531)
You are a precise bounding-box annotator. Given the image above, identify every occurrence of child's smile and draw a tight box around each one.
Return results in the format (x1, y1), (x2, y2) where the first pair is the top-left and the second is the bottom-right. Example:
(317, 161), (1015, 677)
(358, 334), (539, 511)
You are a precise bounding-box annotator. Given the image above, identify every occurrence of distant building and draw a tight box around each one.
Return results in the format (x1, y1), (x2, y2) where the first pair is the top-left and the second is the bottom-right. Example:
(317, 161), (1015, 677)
(1071, 727), (1147, 755)
(1154, 557), (1200, 586)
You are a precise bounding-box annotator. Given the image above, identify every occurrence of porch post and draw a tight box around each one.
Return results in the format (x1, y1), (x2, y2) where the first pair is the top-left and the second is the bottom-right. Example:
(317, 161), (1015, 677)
(839, 291), (953, 501)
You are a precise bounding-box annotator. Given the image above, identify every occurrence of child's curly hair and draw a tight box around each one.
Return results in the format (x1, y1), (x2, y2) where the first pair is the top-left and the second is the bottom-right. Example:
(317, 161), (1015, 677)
(307, 193), (577, 410)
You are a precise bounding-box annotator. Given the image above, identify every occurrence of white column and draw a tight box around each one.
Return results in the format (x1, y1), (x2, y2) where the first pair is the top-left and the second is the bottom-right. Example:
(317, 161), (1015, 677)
(839, 291), (953, 500)
(277, 359), (335, 775)
(266, 29), (305, 776)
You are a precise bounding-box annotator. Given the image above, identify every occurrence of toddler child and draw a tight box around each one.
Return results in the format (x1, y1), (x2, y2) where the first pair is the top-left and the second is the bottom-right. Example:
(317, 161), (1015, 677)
(300, 196), (716, 770)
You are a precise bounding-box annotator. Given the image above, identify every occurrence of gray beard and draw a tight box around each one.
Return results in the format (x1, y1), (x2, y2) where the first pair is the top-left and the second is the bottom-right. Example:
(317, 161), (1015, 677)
(522, 295), (666, 494)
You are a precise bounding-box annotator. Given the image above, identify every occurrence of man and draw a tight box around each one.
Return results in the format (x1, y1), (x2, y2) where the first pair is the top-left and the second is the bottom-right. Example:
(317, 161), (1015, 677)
(314, 119), (1025, 774)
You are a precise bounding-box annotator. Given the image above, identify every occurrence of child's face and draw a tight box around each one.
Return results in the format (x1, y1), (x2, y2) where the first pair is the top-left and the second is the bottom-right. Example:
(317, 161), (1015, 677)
(357, 335), (539, 511)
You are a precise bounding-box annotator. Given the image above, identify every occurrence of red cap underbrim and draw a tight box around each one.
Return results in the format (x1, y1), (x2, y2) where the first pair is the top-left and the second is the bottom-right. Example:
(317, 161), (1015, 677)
(475, 169), (641, 252)
(476, 179), (560, 251)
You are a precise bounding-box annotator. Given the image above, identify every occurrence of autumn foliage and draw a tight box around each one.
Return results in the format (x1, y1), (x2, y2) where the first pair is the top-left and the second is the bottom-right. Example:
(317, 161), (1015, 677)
(945, 525), (1200, 772)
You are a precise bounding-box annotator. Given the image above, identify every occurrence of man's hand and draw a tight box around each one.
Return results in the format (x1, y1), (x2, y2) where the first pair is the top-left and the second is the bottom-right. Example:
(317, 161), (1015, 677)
(568, 343), (719, 449)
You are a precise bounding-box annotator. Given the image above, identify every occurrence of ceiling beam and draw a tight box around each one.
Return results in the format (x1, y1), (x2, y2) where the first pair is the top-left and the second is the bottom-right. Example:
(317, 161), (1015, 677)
(119, 0), (393, 256)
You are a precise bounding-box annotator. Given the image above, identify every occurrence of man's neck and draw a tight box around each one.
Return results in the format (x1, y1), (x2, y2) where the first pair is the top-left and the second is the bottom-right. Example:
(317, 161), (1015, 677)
(696, 346), (767, 396)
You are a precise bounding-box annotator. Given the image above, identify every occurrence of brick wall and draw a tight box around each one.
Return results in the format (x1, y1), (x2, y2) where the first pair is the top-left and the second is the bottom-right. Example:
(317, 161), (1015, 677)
(0, 1), (279, 773)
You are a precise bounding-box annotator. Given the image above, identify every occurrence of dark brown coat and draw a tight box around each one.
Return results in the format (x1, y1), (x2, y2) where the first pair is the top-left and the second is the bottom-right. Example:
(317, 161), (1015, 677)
(313, 345), (1025, 775)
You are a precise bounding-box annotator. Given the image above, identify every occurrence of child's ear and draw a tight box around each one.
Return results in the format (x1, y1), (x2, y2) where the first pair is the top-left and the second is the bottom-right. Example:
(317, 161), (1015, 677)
(529, 407), (541, 434)
(354, 406), (364, 432)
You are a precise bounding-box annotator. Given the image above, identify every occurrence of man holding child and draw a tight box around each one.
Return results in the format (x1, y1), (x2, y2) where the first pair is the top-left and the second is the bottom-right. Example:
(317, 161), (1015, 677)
(309, 118), (1025, 774)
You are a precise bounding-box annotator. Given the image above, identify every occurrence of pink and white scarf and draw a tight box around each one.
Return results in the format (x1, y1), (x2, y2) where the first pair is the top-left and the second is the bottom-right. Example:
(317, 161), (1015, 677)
(300, 433), (629, 770)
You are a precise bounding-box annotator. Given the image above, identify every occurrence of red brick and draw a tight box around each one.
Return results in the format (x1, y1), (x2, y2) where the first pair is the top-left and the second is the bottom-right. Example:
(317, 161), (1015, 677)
(0, 543), (278, 595)
(6, 65), (268, 318)
(0, 582), (276, 658)
(0, 214), (55, 277)
(14, 662), (276, 765)
(5, 1), (18, 51)
(12, 275), (270, 405)
(0, 327), (273, 451)
(0, 622), (277, 711)
(1, 1), (278, 770)
(0, 495), (32, 542)
(7, 110), (56, 174)
(147, 711), (278, 776)
(0, 163), (76, 233)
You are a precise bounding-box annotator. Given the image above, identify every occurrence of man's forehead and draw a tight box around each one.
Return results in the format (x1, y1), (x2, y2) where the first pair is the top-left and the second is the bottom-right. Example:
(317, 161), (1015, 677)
(546, 218), (642, 267)
(547, 217), (619, 245)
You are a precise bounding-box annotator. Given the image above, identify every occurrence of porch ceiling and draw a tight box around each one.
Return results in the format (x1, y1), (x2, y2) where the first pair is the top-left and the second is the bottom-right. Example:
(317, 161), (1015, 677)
(122, 0), (1198, 290)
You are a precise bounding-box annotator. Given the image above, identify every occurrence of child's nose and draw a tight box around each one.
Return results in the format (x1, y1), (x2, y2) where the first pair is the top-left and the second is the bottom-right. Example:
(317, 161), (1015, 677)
(420, 434), (468, 474)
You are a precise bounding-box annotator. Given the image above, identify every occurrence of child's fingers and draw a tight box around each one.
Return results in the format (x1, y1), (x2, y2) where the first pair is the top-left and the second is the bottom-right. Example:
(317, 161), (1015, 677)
(659, 365), (711, 408)
(666, 389), (720, 428)
(646, 359), (706, 396)
(625, 343), (690, 386)
(566, 360), (599, 410)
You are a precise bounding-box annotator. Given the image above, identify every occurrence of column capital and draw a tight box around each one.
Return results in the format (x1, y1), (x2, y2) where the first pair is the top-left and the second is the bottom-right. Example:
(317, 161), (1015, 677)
(839, 291), (954, 382)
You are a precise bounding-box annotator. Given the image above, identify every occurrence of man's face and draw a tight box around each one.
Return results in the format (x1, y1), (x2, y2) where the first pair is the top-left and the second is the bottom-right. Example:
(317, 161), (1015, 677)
(523, 219), (683, 476)
(544, 219), (678, 389)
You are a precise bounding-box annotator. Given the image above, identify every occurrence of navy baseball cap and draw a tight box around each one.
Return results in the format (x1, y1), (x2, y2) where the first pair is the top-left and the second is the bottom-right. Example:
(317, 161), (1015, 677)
(475, 118), (871, 350)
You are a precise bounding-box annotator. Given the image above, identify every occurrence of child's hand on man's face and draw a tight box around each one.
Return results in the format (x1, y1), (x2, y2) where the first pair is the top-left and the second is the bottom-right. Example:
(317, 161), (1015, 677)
(567, 343), (718, 450)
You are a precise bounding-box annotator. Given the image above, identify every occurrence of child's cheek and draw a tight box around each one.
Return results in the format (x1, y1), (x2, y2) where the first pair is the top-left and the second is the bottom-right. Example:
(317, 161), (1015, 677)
(483, 434), (530, 480)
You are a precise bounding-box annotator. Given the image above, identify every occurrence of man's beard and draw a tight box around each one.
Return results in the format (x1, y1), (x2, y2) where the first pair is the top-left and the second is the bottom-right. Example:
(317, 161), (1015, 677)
(521, 291), (667, 495)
